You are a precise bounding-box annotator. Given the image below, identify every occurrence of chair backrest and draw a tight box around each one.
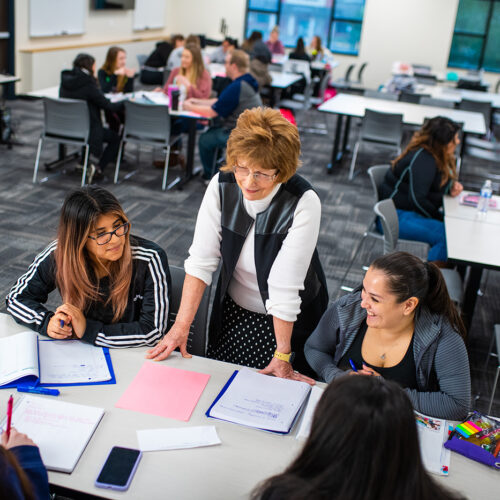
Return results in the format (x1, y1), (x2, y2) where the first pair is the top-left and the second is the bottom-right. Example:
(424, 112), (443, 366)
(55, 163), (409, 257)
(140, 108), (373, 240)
(283, 59), (311, 83)
(363, 89), (399, 101)
(399, 92), (427, 104)
(458, 98), (492, 130)
(495, 79), (500, 94)
(43, 97), (90, 142)
(419, 96), (455, 109)
(162, 68), (171, 86)
(344, 63), (355, 82)
(374, 199), (399, 254)
(168, 265), (212, 357)
(361, 109), (403, 146)
(356, 62), (368, 83)
(137, 54), (148, 68)
(123, 100), (172, 145)
(367, 164), (390, 202)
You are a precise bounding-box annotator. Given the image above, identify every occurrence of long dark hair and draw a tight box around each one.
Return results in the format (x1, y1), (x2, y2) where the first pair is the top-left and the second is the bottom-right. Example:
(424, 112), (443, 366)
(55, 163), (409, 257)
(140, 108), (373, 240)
(252, 376), (463, 500)
(73, 53), (95, 74)
(393, 116), (460, 187)
(55, 186), (132, 322)
(0, 447), (35, 500)
(371, 251), (465, 337)
(294, 37), (306, 56)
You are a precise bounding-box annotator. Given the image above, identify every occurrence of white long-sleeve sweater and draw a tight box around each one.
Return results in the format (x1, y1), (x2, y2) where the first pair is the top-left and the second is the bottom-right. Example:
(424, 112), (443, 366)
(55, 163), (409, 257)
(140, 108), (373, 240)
(184, 174), (321, 322)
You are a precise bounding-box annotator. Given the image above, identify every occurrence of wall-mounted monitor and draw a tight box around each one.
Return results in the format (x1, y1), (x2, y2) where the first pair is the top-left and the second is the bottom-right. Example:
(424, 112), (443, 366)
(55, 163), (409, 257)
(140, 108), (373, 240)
(94, 0), (136, 9)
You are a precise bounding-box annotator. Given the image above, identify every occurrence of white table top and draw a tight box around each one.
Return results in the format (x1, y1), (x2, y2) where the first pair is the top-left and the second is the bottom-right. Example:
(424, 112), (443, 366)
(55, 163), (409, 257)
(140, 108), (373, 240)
(0, 313), (498, 500)
(318, 93), (487, 135)
(416, 84), (500, 108)
(0, 74), (19, 85)
(25, 86), (59, 99)
(444, 192), (500, 225)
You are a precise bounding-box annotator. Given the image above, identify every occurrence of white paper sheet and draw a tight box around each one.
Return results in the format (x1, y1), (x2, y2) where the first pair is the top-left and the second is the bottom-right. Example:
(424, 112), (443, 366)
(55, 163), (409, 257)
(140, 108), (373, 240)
(208, 368), (311, 433)
(38, 340), (111, 384)
(415, 411), (451, 475)
(296, 385), (324, 440)
(137, 426), (221, 452)
(0, 331), (39, 385)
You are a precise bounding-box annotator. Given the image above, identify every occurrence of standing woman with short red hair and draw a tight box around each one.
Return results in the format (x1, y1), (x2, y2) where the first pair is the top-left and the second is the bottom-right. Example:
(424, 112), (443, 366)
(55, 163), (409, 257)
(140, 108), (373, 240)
(148, 108), (328, 382)
(7, 186), (171, 348)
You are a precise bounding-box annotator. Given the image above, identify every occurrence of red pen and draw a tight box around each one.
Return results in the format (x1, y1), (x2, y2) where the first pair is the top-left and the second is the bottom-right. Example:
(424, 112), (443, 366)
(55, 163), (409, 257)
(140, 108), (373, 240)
(6, 395), (13, 440)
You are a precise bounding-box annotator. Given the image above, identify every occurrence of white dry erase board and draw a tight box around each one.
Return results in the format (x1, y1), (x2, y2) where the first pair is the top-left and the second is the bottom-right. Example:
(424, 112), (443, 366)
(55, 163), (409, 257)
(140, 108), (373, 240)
(29, 0), (86, 38)
(133, 0), (166, 31)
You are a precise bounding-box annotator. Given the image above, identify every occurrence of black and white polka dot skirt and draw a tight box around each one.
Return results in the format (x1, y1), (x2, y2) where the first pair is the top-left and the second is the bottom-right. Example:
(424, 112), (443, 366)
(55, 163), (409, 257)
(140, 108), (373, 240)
(208, 294), (275, 369)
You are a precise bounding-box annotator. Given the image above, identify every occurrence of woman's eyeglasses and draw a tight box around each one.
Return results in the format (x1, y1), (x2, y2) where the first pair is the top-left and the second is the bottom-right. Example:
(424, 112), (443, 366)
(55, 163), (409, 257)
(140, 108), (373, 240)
(88, 222), (130, 246)
(233, 165), (278, 184)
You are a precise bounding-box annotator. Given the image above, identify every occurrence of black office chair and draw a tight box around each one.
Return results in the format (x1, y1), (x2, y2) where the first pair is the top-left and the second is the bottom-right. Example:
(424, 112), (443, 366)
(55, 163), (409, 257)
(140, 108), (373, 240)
(168, 265), (212, 357)
(333, 64), (355, 90)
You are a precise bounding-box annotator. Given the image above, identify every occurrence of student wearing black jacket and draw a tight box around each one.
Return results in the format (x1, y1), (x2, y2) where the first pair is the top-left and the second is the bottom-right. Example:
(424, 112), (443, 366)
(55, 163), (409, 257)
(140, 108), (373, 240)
(379, 117), (463, 263)
(59, 53), (124, 180)
(6, 187), (171, 348)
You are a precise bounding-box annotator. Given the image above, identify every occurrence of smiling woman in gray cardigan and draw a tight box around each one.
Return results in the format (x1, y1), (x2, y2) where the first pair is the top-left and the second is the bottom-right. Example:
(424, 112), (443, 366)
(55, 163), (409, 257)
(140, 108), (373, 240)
(305, 252), (470, 420)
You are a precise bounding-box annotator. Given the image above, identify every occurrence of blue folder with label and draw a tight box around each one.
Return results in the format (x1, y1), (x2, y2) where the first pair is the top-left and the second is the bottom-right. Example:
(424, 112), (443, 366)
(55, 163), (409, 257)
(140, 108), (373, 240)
(0, 330), (115, 389)
(206, 367), (311, 434)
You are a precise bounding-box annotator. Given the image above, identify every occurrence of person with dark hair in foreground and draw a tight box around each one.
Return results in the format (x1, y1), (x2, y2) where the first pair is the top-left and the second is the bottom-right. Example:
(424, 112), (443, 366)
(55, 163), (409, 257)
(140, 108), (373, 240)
(252, 376), (464, 500)
(305, 251), (470, 420)
(0, 428), (50, 500)
(6, 186), (171, 348)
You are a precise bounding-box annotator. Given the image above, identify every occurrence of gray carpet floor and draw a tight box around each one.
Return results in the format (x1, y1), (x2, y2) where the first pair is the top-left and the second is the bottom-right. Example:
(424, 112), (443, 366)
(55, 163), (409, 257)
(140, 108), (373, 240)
(1, 95), (499, 416)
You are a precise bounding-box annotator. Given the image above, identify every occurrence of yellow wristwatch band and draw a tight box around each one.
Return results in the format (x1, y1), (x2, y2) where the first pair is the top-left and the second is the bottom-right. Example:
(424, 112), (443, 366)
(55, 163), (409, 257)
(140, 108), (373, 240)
(273, 350), (292, 363)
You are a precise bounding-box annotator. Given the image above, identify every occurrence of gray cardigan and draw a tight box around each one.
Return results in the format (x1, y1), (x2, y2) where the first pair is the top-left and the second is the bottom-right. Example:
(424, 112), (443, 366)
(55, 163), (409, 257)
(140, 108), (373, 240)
(304, 291), (471, 420)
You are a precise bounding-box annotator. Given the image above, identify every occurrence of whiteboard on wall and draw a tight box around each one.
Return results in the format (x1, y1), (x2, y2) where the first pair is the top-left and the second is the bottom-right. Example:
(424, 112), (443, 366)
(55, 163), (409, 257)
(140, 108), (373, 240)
(29, 0), (86, 38)
(133, 0), (166, 31)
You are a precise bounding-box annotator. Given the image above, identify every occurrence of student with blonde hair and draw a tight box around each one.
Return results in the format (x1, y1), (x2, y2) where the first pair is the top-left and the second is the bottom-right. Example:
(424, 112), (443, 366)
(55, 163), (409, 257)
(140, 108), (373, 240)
(7, 187), (171, 348)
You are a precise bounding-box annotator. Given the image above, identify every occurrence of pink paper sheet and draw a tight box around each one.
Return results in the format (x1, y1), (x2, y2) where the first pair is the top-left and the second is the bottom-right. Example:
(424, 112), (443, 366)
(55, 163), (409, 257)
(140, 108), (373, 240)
(115, 362), (210, 421)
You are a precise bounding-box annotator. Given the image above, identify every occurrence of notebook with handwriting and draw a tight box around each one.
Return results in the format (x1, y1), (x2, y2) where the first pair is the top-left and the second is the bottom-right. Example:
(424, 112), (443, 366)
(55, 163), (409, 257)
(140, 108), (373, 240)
(1, 395), (104, 473)
(0, 330), (115, 388)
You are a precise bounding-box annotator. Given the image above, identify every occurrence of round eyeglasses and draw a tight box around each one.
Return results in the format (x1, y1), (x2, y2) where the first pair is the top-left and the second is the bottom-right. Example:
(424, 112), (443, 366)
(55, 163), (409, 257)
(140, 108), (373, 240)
(88, 222), (130, 246)
(233, 165), (278, 184)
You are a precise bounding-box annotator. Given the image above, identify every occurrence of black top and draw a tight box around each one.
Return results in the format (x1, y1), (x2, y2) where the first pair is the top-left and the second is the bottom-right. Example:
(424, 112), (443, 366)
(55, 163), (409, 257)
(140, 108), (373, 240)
(59, 67), (124, 156)
(145, 41), (173, 68)
(379, 148), (451, 220)
(289, 52), (311, 62)
(339, 322), (418, 389)
(97, 69), (135, 94)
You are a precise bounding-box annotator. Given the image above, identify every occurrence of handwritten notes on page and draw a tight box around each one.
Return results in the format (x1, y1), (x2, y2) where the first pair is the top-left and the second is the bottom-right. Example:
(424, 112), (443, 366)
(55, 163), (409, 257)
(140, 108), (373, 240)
(115, 362), (210, 422)
(137, 426), (221, 452)
(1, 395), (104, 472)
(207, 368), (311, 433)
(38, 340), (111, 384)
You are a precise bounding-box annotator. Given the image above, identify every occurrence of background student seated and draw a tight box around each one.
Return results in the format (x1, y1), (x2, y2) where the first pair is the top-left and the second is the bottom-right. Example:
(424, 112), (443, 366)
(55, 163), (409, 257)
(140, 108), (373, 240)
(182, 49), (262, 181)
(59, 53), (124, 181)
(6, 187), (171, 348)
(305, 251), (471, 420)
(167, 34), (199, 70)
(252, 376), (464, 500)
(0, 428), (50, 500)
(98, 46), (135, 94)
(140, 34), (181, 85)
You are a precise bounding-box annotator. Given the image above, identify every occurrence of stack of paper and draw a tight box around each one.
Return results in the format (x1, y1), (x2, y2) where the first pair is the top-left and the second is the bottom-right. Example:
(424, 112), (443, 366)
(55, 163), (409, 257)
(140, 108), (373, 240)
(207, 368), (311, 434)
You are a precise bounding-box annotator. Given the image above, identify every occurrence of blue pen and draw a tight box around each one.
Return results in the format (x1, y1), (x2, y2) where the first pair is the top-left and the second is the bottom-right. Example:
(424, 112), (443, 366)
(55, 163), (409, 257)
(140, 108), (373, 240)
(349, 359), (358, 372)
(17, 386), (60, 397)
(60, 319), (65, 328)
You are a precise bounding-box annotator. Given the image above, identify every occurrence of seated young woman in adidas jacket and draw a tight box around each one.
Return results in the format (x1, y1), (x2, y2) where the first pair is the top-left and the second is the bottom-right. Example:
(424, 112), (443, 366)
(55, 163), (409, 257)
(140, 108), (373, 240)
(6, 186), (171, 348)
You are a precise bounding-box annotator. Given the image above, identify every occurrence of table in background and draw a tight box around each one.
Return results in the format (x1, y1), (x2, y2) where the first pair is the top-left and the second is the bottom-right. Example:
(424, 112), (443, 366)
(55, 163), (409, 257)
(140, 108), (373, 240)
(444, 193), (500, 331)
(0, 313), (498, 500)
(415, 84), (500, 109)
(318, 93), (486, 172)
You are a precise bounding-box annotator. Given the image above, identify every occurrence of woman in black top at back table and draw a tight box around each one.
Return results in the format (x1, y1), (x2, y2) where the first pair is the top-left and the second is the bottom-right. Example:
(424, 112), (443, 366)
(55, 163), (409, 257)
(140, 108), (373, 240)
(60, 53), (123, 181)
(379, 116), (463, 263)
(289, 37), (311, 62)
(252, 376), (464, 500)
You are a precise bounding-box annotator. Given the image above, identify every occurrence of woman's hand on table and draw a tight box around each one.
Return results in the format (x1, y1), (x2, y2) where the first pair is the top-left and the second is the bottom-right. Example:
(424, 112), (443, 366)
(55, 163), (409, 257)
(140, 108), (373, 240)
(1, 428), (36, 449)
(146, 322), (192, 361)
(259, 357), (316, 386)
(55, 303), (86, 339)
(46, 310), (73, 339)
(450, 181), (463, 197)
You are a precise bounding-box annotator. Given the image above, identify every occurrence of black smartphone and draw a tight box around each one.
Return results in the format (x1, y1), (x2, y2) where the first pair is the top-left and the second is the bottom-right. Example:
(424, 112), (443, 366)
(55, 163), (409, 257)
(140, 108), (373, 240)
(95, 446), (142, 491)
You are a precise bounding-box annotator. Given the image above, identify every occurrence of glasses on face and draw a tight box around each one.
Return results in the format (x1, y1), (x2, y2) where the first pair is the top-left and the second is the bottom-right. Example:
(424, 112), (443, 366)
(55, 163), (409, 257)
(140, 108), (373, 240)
(233, 165), (278, 184)
(88, 222), (130, 246)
